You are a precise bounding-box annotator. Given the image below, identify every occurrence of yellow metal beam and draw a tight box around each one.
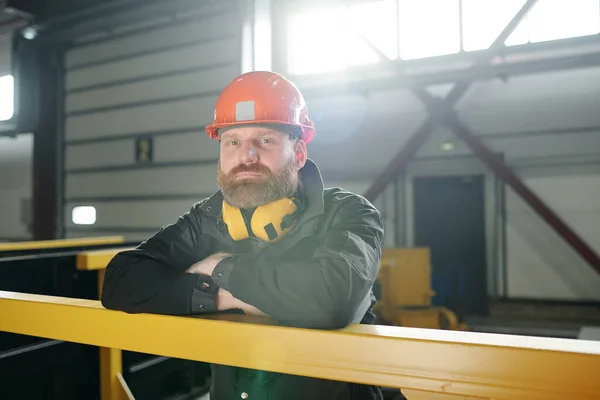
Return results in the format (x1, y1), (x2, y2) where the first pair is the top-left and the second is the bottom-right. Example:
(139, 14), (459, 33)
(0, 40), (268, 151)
(400, 390), (488, 400)
(100, 346), (125, 400)
(0, 236), (124, 252)
(1, 291), (600, 400)
(76, 248), (132, 271)
(91, 267), (126, 400)
(0, 240), (128, 400)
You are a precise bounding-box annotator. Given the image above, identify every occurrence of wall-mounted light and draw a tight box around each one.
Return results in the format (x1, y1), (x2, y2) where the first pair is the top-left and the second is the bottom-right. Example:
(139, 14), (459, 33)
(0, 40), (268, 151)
(72, 206), (96, 225)
(21, 27), (37, 40)
(440, 139), (455, 151)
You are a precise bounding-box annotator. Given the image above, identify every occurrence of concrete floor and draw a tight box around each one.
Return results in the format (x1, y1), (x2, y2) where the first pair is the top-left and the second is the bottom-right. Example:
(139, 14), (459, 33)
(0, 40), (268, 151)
(465, 315), (584, 338)
(465, 298), (600, 338)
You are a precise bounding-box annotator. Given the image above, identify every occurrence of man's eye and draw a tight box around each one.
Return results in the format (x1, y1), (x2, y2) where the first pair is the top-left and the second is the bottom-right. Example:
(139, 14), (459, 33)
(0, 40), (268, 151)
(228, 140), (238, 146)
(261, 138), (273, 144)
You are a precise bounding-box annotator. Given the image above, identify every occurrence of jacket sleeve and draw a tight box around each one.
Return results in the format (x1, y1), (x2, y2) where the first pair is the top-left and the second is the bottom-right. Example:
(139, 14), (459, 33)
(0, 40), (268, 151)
(211, 196), (384, 329)
(101, 204), (218, 315)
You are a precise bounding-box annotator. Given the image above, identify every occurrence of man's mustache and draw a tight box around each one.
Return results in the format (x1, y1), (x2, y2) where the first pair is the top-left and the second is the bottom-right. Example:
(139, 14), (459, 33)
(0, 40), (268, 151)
(229, 163), (272, 176)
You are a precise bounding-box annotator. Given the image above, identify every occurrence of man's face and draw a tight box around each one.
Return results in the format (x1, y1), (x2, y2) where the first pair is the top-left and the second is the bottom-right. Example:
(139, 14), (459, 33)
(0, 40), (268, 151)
(217, 126), (307, 209)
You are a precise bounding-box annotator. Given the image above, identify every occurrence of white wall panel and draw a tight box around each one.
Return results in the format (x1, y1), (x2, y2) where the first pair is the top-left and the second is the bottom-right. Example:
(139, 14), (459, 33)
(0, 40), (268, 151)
(0, 189), (31, 240)
(499, 132), (600, 161)
(308, 113), (427, 181)
(0, 135), (33, 240)
(65, 165), (218, 199)
(406, 154), (487, 175)
(66, 131), (220, 171)
(506, 170), (600, 301)
(59, 3), (245, 244)
(66, 37), (239, 90)
(0, 32), (11, 76)
(154, 131), (219, 162)
(416, 127), (600, 160)
(65, 199), (201, 229)
(66, 8), (238, 68)
(65, 96), (216, 141)
(66, 141), (135, 170)
(66, 64), (240, 113)
(458, 67), (600, 135)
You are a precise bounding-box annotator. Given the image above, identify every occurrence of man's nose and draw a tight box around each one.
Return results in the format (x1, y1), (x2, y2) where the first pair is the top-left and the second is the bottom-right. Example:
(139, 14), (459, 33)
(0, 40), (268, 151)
(238, 142), (258, 163)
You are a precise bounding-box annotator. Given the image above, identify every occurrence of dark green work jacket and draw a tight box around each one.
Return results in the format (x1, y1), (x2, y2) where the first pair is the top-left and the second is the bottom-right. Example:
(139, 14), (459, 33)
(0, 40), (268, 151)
(102, 159), (397, 399)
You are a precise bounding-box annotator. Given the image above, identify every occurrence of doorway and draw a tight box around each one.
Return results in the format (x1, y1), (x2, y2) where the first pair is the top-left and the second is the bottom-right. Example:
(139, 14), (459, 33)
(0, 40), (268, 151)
(413, 175), (488, 316)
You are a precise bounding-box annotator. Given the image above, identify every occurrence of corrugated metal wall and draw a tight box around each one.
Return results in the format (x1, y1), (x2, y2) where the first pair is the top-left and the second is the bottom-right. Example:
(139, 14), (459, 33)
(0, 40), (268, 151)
(62, 1), (242, 240)
(505, 164), (600, 300)
(0, 31), (11, 76)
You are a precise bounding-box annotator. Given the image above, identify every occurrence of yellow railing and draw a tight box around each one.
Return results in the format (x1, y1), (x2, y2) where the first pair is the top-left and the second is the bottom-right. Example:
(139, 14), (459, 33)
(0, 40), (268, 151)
(1, 290), (600, 400)
(0, 236), (125, 252)
(0, 241), (129, 400)
(77, 247), (132, 400)
(77, 247), (133, 298)
(76, 247), (130, 271)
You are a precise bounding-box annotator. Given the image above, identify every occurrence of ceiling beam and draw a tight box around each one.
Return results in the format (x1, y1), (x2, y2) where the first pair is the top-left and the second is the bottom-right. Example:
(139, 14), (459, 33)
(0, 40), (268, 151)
(363, 0), (539, 203)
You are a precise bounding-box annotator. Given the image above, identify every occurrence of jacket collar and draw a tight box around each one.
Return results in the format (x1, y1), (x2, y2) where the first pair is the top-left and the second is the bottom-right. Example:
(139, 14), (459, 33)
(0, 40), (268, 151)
(199, 159), (325, 222)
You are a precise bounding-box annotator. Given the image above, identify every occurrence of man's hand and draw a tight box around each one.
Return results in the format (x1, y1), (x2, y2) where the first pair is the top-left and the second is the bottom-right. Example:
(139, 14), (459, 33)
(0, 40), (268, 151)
(186, 252), (230, 276)
(187, 253), (267, 317)
(216, 288), (268, 317)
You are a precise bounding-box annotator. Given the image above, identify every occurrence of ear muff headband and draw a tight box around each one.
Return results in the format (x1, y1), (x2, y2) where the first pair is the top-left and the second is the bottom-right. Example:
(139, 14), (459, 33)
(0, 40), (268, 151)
(251, 197), (297, 242)
(221, 201), (250, 241)
(221, 197), (299, 242)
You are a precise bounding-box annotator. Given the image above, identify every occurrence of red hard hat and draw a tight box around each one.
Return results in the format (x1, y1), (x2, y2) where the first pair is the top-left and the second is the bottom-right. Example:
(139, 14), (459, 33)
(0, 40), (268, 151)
(205, 71), (316, 144)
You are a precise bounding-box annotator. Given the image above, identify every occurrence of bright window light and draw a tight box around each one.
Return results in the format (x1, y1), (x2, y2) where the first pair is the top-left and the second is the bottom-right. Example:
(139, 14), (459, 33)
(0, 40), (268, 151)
(348, 0), (398, 62)
(507, 0), (600, 45)
(398, 0), (460, 60)
(0, 75), (14, 122)
(289, 6), (348, 75)
(462, 0), (528, 51)
(72, 206), (97, 225)
(288, 0), (398, 75)
(287, 0), (600, 75)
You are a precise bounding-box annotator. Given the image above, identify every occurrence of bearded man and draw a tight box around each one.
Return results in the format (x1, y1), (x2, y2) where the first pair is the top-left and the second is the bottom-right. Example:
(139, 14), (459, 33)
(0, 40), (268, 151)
(102, 71), (394, 400)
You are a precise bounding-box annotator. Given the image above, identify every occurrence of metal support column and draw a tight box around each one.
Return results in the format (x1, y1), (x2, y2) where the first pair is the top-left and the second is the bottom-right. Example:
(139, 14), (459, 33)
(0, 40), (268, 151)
(30, 41), (62, 240)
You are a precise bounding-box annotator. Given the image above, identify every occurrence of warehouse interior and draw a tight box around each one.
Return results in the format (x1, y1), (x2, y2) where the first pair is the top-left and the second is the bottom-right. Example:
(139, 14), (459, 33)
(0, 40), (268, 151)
(1, 0), (600, 399)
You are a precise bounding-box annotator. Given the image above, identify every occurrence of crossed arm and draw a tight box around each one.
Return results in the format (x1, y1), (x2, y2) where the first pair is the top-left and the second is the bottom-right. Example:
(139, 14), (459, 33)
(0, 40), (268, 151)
(101, 197), (383, 329)
(185, 252), (266, 316)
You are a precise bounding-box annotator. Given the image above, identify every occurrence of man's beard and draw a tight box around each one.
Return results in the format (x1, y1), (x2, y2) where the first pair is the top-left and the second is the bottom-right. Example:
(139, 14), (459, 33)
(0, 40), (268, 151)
(217, 157), (298, 209)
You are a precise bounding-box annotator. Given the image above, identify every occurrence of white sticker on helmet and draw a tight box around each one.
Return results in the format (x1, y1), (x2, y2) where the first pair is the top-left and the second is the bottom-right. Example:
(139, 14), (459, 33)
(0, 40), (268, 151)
(235, 100), (255, 121)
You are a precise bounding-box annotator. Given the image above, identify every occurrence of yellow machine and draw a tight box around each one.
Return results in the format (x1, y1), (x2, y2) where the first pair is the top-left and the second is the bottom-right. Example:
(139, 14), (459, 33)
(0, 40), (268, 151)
(375, 248), (468, 331)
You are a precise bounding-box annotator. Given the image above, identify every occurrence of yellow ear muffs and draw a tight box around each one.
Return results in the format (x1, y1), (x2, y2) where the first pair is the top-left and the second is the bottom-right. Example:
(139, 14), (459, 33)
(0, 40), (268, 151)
(251, 197), (297, 242)
(221, 201), (250, 241)
(221, 197), (298, 242)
